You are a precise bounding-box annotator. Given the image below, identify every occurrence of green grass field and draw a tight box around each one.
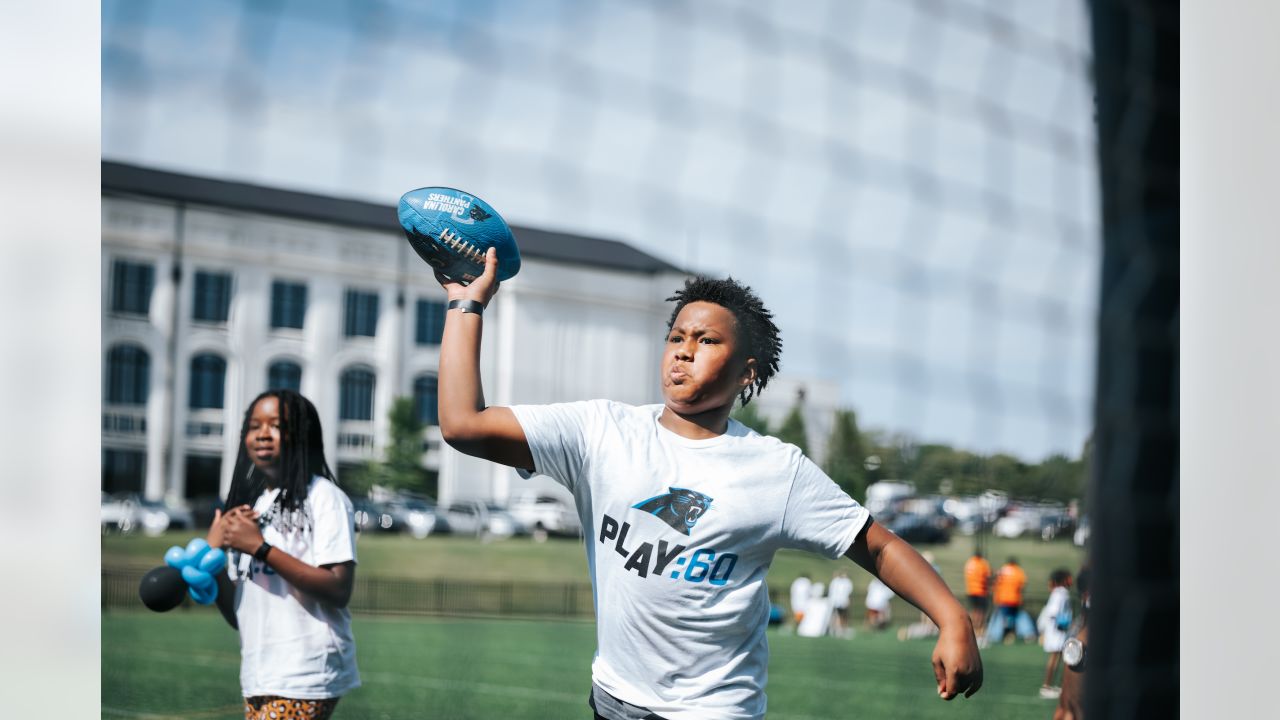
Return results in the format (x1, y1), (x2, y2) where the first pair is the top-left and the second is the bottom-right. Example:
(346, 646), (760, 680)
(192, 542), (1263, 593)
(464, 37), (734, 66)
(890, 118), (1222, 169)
(104, 531), (1083, 609)
(103, 610), (1057, 720)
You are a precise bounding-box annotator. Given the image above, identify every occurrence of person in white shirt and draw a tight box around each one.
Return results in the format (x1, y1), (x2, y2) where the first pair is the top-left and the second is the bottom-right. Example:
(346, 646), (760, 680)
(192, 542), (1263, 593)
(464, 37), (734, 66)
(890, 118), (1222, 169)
(1036, 568), (1074, 699)
(827, 570), (855, 637)
(435, 250), (983, 719)
(207, 390), (360, 720)
(789, 575), (813, 628)
(865, 577), (895, 630)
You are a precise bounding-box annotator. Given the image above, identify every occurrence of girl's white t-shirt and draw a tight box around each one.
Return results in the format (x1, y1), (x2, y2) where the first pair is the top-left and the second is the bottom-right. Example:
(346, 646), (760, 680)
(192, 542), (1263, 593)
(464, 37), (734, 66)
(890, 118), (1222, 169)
(228, 476), (360, 699)
(1037, 585), (1072, 653)
(511, 400), (870, 720)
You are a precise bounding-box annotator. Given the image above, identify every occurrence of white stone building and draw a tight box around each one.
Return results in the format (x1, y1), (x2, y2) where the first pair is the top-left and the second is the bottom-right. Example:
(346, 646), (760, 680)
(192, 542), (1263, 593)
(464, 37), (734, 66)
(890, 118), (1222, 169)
(101, 161), (688, 509)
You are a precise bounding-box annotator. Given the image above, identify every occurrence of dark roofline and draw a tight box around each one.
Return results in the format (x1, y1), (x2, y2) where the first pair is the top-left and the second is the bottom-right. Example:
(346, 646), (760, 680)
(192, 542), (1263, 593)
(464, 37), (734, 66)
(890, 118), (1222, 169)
(101, 160), (684, 276)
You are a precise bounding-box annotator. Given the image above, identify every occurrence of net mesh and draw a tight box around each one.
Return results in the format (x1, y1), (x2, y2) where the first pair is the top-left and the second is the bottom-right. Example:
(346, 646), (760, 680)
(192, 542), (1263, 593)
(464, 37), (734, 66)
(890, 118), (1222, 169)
(104, 0), (1100, 461)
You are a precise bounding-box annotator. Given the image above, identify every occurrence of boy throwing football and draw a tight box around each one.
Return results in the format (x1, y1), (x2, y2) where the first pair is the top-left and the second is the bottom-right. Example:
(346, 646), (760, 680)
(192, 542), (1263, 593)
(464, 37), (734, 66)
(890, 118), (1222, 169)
(436, 249), (982, 719)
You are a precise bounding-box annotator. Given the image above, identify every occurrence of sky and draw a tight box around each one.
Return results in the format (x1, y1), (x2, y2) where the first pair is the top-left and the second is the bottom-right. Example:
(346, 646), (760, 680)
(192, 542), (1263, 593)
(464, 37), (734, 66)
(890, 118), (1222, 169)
(101, 0), (1100, 461)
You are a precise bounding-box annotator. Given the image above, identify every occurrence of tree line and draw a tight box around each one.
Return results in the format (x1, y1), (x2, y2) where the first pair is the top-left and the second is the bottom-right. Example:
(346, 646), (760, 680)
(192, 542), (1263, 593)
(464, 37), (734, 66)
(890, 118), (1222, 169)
(730, 401), (1088, 507)
(343, 396), (1088, 508)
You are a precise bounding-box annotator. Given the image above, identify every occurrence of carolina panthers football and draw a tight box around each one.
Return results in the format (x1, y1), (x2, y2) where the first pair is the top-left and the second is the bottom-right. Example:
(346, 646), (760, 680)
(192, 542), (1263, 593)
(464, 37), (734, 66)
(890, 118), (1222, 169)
(398, 186), (521, 284)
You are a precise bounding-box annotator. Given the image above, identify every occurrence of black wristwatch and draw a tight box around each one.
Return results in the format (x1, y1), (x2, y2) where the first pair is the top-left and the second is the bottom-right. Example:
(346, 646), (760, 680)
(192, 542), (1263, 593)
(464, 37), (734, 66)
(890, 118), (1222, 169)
(447, 298), (484, 316)
(253, 541), (273, 562)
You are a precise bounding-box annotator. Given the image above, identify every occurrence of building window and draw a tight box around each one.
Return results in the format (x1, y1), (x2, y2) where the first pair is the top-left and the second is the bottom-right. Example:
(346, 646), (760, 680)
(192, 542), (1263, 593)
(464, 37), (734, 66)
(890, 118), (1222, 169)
(271, 280), (307, 329)
(413, 374), (439, 426)
(339, 367), (376, 420)
(192, 270), (233, 323)
(184, 455), (222, 499)
(189, 353), (227, 409)
(344, 289), (379, 338)
(111, 259), (154, 315)
(416, 299), (447, 345)
(267, 360), (302, 392)
(106, 344), (150, 405)
(102, 449), (146, 494)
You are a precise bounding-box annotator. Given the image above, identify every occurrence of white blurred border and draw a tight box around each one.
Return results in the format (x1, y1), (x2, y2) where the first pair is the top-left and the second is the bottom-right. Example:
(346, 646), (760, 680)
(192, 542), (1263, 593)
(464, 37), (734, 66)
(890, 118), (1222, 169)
(0, 1), (100, 715)
(1183, 1), (1279, 716)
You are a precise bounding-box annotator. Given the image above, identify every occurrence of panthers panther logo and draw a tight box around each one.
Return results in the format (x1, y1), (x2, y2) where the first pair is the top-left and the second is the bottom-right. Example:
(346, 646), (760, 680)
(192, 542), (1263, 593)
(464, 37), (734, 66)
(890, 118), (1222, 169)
(632, 487), (714, 536)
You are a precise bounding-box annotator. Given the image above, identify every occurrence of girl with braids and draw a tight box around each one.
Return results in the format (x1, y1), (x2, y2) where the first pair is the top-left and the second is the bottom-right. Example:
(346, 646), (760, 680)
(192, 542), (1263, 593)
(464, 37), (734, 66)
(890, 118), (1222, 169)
(435, 250), (981, 719)
(207, 389), (360, 720)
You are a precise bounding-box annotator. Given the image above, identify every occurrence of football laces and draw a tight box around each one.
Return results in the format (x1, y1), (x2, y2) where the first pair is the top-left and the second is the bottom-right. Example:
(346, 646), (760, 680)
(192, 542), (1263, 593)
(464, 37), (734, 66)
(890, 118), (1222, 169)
(439, 228), (486, 264)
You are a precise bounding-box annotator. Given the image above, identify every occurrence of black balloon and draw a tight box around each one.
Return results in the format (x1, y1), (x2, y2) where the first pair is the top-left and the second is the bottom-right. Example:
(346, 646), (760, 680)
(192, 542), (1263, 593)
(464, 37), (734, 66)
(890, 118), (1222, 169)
(138, 565), (187, 612)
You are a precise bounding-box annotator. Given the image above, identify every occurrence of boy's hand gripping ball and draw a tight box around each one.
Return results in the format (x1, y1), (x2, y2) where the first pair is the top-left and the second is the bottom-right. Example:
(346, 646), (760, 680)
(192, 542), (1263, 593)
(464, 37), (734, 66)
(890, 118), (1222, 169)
(398, 187), (520, 284)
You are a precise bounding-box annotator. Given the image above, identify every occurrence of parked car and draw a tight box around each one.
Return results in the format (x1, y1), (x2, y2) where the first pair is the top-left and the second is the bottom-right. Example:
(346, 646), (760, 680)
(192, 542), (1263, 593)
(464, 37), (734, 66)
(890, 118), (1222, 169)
(352, 498), (397, 534)
(992, 513), (1032, 539)
(507, 493), (581, 537)
(100, 493), (195, 536)
(439, 500), (524, 539)
(1039, 511), (1076, 541)
(383, 497), (439, 539)
(884, 511), (952, 544)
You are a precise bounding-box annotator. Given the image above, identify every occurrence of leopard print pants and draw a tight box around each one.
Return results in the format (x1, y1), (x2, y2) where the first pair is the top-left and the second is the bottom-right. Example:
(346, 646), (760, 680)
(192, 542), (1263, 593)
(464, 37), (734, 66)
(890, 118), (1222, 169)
(243, 696), (340, 720)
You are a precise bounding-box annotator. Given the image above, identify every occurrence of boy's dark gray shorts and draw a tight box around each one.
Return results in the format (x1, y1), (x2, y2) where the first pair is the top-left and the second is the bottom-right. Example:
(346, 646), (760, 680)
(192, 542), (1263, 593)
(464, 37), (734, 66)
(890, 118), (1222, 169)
(589, 684), (669, 720)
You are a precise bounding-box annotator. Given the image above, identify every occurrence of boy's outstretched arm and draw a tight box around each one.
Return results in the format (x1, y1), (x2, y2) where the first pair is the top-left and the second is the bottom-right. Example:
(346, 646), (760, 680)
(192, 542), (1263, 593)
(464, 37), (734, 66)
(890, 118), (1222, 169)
(846, 520), (984, 700)
(436, 247), (535, 472)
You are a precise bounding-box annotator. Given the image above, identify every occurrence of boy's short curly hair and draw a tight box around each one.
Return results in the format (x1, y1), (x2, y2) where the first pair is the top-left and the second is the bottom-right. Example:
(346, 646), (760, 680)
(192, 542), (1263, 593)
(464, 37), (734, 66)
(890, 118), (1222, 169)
(666, 275), (781, 406)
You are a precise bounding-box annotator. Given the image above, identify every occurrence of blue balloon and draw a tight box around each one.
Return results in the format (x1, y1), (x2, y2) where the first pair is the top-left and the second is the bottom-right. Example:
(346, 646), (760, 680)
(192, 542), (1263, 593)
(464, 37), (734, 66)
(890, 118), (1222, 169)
(198, 547), (226, 574)
(188, 580), (217, 605)
(163, 546), (186, 569)
(183, 537), (210, 565)
(181, 565), (214, 589)
(159, 537), (223, 605)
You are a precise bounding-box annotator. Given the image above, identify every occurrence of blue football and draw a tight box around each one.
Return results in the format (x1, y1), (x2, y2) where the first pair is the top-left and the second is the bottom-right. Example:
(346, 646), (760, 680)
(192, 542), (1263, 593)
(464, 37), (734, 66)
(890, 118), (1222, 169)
(398, 187), (521, 283)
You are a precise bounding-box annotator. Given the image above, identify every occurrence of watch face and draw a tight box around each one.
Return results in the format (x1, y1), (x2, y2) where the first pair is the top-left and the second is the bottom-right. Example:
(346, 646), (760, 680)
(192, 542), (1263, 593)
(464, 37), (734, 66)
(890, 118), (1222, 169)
(1063, 637), (1085, 668)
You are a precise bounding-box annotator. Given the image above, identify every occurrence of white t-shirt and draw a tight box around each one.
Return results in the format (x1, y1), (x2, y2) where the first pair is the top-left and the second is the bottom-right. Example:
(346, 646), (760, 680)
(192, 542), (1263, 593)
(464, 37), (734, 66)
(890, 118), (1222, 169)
(512, 400), (870, 720)
(228, 476), (361, 699)
(789, 577), (812, 615)
(1037, 586), (1072, 653)
(865, 578), (895, 612)
(828, 576), (854, 609)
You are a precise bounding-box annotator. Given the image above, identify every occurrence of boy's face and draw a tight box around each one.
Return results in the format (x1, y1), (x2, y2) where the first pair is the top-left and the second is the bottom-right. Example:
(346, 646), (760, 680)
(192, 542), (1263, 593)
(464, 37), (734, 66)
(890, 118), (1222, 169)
(661, 301), (756, 415)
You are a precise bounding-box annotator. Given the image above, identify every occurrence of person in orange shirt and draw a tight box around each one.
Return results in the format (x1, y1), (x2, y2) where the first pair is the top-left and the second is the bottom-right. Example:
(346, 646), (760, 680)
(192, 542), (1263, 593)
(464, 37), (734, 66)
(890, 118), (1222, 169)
(992, 557), (1028, 643)
(963, 551), (993, 636)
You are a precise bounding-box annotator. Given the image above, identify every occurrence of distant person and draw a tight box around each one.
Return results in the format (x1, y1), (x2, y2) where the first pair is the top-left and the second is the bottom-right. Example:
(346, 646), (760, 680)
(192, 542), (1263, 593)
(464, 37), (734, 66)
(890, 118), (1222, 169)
(827, 569), (855, 638)
(1037, 569), (1074, 699)
(1054, 567), (1090, 720)
(992, 557), (1028, 644)
(797, 581), (832, 638)
(963, 550), (993, 639)
(790, 574), (813, 628)
(206, 390), (360, 720)
(898, 552), (942, 641)
(435, 263), (983, 715)
(865, 577), (895, 630)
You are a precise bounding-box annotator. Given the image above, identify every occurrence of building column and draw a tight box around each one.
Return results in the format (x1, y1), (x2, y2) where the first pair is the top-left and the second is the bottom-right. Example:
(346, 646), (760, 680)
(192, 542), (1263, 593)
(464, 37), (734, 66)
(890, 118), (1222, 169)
(148, 252), (177, 501)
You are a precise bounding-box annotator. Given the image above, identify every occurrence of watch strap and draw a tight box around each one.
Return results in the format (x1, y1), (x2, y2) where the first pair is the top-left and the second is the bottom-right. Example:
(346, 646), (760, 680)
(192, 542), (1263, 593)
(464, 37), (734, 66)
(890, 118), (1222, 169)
(253, 541), (273, 562)
(447, 299), (484, 316)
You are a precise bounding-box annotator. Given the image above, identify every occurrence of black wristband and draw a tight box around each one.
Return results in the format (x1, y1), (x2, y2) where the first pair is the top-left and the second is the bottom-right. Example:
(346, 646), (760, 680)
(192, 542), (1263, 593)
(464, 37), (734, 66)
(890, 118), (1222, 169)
(447, 299), (484, 316)
(253, 541), (273, 562)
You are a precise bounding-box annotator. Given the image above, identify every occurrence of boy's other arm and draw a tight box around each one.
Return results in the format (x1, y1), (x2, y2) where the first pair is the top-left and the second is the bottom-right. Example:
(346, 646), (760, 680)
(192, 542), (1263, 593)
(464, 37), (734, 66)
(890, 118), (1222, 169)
(846, 520), (983, 700)
(436, 248), (535, 472)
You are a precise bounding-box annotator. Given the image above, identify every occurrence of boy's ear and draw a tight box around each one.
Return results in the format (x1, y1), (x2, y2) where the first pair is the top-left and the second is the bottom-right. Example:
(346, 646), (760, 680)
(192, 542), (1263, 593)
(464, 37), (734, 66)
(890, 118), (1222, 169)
(740, 357), (758, 387)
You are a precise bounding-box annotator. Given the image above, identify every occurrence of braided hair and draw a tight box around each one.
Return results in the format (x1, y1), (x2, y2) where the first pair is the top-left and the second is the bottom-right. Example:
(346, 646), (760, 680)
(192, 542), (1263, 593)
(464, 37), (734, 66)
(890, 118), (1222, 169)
(665, 275), (782, 406)
(225, 389), (335, 532)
